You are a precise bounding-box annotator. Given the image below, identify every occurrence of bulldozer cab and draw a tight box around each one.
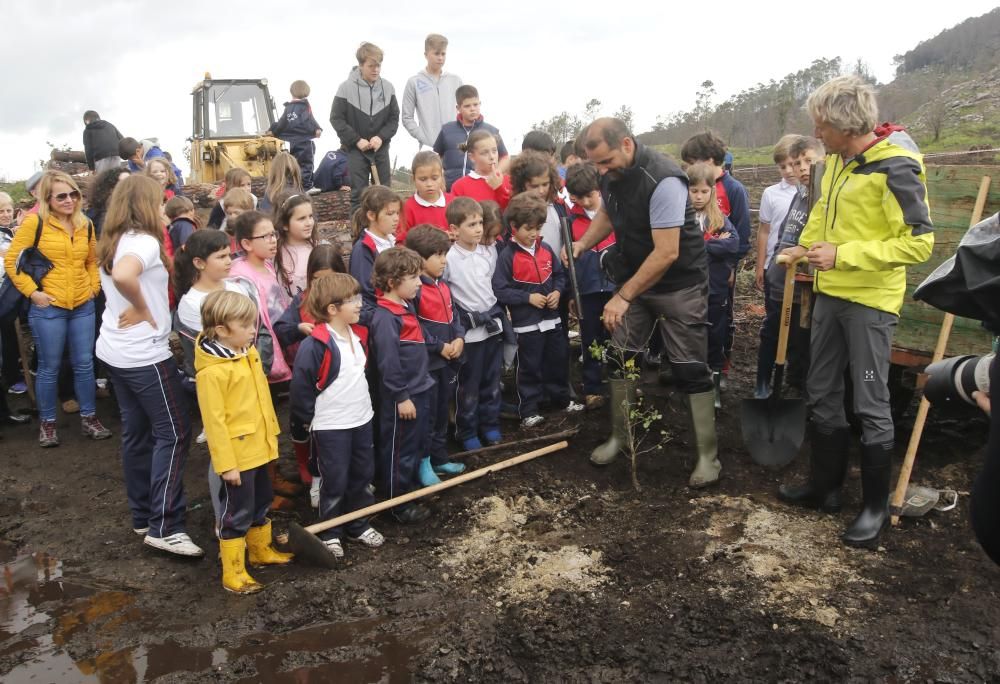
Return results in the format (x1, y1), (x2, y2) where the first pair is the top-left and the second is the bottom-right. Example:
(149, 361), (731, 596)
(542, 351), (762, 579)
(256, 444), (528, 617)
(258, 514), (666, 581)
(189, 76), (284, 184)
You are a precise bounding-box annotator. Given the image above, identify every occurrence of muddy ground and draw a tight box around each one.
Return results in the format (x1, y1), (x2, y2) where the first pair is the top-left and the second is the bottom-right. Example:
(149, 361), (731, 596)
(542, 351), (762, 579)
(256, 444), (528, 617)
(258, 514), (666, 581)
(2, 312), (999, 683)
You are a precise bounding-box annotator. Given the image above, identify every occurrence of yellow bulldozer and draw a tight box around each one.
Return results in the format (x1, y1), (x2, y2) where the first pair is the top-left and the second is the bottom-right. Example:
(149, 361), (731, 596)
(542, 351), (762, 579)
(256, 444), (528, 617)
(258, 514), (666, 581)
(188, 75), (285, 184)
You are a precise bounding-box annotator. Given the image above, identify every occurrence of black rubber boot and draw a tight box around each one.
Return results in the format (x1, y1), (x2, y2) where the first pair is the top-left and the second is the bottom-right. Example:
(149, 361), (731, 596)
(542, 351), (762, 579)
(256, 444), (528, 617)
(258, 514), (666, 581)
(842, 441), (893, 549)
(777, 425), (849, 512)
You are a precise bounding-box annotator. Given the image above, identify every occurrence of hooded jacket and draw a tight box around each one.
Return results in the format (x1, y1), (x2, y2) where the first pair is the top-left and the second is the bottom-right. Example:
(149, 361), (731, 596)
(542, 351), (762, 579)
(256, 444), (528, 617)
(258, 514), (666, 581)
(271, 99), (322, 144)
(82, 119), (123, 169)
(433, 117), (507, 190)
(195, 337), (280, 475)
(330, 68), (399, 148)
(401, 70), (463, 148)
(798, 137), (934, 315)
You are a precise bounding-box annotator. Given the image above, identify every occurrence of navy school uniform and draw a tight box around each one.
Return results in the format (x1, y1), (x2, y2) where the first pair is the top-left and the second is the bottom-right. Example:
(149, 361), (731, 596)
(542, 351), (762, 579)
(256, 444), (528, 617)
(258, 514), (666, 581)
(414, 275), (465, 466)
(290, 322), (376, 540)
(492, 238), (570, 418)
(703, 216), (739, 371)
(369, 296), (435, 514)
(569, 204), (616, 396)
(349, 233), (381, 327)
(271, 99), (322, 190)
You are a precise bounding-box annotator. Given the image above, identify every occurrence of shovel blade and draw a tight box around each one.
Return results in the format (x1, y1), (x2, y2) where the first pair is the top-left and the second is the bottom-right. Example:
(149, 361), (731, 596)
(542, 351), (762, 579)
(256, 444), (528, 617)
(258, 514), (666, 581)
(286, 521), (339, 569)
(741, 397), (807, 468)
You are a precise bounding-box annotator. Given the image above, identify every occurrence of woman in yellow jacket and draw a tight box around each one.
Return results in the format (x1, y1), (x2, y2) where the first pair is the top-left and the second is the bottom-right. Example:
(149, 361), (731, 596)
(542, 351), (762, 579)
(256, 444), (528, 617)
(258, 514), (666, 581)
(4, 171), (112, 447)
(196, 290), (293, 593)
(778, 76), (934, 549)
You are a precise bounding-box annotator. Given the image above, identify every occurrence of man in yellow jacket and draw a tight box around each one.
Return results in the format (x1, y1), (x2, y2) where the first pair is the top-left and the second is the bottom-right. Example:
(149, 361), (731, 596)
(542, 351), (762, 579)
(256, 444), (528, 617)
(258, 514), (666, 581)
(778, 76), (934, 549)
(195, 290), (293, 594)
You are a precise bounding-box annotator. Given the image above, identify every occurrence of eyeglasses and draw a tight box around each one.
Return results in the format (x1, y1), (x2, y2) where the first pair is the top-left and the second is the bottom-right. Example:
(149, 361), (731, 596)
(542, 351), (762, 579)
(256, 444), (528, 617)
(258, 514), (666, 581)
(250, 232), (278, 242)
(50, 191), (81, 202)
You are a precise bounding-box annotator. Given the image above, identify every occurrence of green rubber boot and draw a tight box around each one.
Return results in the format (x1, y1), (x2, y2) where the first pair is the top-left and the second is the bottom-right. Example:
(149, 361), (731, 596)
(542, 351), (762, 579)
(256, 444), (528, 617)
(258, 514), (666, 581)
(688, 390), (721, 488)
(590, 379), (636, 466)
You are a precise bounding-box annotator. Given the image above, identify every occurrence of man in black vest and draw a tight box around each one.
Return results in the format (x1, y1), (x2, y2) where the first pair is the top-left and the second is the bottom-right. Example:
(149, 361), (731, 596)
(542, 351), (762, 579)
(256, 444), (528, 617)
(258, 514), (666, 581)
(569, 118), (720, 488)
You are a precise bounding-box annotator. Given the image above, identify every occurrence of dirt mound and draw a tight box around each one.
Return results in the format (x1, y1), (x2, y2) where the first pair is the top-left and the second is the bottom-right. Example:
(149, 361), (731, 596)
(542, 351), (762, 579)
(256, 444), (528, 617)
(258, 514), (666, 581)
(442, 495), (609, 603)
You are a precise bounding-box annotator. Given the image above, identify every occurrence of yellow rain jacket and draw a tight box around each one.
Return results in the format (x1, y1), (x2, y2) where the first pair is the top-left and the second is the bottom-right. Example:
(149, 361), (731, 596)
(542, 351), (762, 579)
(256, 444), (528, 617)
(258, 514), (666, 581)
(4, 213), (99, 309)
(798, 138), (934, 315)
(195, 336), (280, 475)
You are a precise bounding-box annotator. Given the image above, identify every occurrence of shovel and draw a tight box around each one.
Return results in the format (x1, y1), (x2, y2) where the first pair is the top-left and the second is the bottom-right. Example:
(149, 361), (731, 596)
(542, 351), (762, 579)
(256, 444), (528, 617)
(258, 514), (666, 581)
(364, 151), (381, 186)
(286, 440), (568, 568)
(741, 254), (807, 468)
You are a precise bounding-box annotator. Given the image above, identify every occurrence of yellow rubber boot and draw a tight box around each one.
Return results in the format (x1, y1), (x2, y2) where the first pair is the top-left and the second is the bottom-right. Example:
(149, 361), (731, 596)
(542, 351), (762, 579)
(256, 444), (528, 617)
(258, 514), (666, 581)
(247, 520), (294, 567)
(219, 537), (264, 594)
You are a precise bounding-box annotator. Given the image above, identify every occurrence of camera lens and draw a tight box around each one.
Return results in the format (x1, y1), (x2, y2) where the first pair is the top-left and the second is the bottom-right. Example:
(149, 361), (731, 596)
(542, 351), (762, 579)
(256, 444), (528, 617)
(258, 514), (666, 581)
(924, 353), (994, 406)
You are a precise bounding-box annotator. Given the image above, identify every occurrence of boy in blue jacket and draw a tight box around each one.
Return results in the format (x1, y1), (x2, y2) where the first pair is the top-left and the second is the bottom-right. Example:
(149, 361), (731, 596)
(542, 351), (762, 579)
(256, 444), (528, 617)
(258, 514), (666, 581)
(406, 226), (467, 485)
(267, 80), (323, 192)
(369, 247), (435, 523)
(433, 85), (508, 191)
(290, 273), (384, 559)
(493, 192), (583, 427)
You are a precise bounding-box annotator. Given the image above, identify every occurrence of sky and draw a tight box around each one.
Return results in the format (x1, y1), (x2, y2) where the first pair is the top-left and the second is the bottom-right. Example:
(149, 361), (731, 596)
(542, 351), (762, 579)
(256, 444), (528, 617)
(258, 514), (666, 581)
(1, 0), (996, 182)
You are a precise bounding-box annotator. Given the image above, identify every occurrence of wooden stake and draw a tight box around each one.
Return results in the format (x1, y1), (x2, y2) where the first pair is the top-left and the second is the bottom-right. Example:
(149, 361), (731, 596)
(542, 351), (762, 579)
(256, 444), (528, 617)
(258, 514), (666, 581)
(890, 175), (991, 525)
(450, 428), (579, 460)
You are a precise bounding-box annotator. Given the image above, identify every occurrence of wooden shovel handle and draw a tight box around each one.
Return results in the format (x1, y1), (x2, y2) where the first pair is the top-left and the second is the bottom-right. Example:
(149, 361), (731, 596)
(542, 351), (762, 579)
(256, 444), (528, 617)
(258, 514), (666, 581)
(774, 254), (804, 366)
(890, 174), (992, 525)
(303, 440), (569, 535)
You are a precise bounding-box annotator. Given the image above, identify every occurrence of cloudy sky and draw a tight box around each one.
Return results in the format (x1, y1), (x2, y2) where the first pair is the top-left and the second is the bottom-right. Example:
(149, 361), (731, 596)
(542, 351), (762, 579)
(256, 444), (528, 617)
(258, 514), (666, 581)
(1, 0), (995, 181)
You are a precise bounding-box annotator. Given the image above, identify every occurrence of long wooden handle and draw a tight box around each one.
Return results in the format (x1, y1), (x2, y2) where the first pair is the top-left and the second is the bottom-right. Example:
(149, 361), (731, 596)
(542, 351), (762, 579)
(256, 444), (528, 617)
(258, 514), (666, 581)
(890, 174), (992, 525)
(303, 440), (568, 535)
(774, 254), (803, 366)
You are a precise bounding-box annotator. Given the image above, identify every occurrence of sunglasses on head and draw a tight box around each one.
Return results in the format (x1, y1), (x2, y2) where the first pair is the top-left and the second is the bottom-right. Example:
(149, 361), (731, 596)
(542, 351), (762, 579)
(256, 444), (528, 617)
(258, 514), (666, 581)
(51, 190), (81, 202)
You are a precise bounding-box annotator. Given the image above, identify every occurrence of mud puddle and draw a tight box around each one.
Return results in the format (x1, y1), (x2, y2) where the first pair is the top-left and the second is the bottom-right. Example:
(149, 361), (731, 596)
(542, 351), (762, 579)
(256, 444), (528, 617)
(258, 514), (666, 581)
(2, 549), (423, 682)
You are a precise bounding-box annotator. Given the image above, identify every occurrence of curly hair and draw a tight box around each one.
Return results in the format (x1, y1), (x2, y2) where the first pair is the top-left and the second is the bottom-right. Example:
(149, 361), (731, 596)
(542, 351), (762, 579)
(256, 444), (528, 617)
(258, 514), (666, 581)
(372, 247), (422, 292)
(509, 150), (560, 203)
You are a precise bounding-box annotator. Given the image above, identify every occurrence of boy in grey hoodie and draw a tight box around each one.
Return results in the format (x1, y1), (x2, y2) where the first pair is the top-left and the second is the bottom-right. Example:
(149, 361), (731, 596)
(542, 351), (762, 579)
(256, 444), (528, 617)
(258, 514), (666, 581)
(401, 34), (463, 149)
(330, 42), (400, 211)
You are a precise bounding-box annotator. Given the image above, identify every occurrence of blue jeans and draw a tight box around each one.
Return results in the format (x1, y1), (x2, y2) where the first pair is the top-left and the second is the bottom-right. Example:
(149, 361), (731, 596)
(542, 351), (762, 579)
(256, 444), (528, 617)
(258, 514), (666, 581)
(28, 300), (96, 422)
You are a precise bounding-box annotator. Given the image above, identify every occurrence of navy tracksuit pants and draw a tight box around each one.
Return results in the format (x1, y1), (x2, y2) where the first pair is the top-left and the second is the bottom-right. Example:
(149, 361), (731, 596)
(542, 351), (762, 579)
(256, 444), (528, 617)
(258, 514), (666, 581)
(105, 359), (192, 538)
(290, 140), (316, 190)
(217, 465), (272, 540)
(427, 365), (456, 466)
(580, 292), (612, 395)
(515, 327), (569, 418)
(378, 389), (430, 511)
(313, 421), (375, 541)
(455, 336), (502, 442)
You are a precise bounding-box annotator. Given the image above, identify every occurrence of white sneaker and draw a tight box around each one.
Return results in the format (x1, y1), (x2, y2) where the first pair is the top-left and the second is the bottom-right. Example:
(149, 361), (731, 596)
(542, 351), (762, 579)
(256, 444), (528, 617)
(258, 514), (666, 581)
(307, 187), (322, 195)
(324, 538), (344, 558)
(196, 430), (207, 444)
(143, 532), (205, 557)
(310, 477), (321, 509)
(349, 527), (385, 548)
(521, 414), (545, 428)
(565, 401), (585, 414)
(133, 527), (148, 536)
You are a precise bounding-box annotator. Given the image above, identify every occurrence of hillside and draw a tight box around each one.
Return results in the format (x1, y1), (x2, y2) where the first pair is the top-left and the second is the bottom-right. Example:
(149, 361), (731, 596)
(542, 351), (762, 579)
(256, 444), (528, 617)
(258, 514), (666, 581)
(639, 8), (1000, 153)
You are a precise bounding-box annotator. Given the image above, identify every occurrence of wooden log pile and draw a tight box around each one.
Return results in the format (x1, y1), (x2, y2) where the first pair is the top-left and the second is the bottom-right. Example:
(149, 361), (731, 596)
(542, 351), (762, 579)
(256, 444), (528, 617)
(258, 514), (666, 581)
(179, 180), (354, 223)
(316, 221), (353, 265)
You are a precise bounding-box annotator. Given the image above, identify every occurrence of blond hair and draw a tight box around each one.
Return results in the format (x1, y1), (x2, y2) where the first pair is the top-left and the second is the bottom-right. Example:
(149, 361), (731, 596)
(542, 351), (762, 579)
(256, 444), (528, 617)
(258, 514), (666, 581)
(356, 42), (383, 65)
(265, 152), (303, 206)
(290, 80), (310, 98)
(686, 163), (726, 233)
(806, 75), (878, 136)
(223, 187), (255, 212)
(144, 157), (177, 187)
(201, 290), (258, 340)
(425, 34), (448, 52)
(772, 134), (802, 164)
(37, 171), (86, 228)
